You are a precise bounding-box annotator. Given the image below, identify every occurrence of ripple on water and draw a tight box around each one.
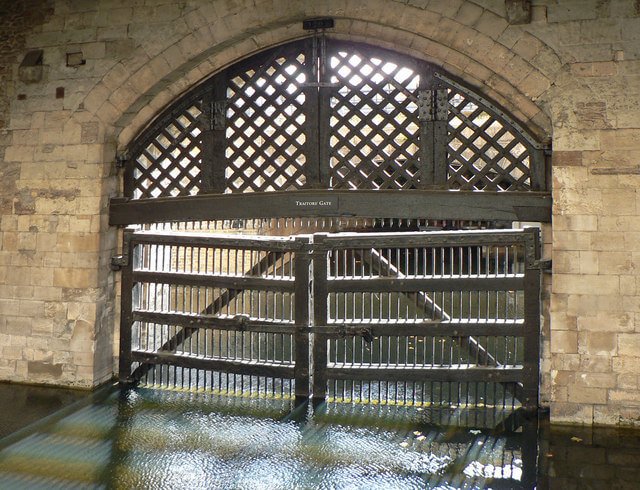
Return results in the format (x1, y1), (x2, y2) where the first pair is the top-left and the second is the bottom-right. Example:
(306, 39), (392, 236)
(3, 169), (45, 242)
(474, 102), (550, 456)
(0, 387), (529, 490)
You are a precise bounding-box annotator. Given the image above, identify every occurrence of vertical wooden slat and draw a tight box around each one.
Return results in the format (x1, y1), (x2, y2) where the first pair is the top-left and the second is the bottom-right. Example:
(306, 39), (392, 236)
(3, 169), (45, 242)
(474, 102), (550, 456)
(303, 38), (320, 188)
(294, 237), (311, 399)
(312, 234), (329, 399)
(119, 228), (136, 383)
(433, 88), (449, 186)
(318, 39), (332, 188)
(522, 228), (541, 408)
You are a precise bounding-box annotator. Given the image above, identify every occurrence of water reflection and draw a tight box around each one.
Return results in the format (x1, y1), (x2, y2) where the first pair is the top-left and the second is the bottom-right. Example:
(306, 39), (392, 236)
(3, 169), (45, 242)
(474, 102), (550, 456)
(0, 386), (639, 489)
(0, 382), (87, 439)
(540, 421), (640, 490)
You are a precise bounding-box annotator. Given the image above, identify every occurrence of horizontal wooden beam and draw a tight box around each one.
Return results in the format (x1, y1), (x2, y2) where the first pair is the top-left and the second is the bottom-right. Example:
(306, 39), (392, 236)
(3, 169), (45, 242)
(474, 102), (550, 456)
(132, 312), (524, 336)
(327, 276), (523, 293)
(325, 364), (523, 383)
(109, 189), (551, 225)
(132, 270), (296, 292)
(133, 311), (298, 333)
(312, 321), (525, 337)
(317, 228), (535, 248)
(130, 230), (305, 251)
(131, 351), (295, 378)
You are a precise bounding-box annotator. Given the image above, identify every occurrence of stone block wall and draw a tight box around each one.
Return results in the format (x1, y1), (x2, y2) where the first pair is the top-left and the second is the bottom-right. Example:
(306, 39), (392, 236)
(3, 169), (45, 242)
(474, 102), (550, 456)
(542, 1), (640, 423)
(0, 0), (638, 424)
(0, 0), (116, 386)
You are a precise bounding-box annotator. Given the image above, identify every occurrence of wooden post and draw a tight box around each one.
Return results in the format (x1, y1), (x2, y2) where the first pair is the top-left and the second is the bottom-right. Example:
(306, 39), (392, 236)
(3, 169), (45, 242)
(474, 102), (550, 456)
(303, 38), (321, 188)
(312, 234), (329, 400)
(522, 227), (541, 409)
(201, 74), (227, 193)
(317, 40), (332, 188)
(530, 147), (546, 191)
(118, 228), (136, 383)
(294, 237), (311, 399)
(418, 88), (435, 187)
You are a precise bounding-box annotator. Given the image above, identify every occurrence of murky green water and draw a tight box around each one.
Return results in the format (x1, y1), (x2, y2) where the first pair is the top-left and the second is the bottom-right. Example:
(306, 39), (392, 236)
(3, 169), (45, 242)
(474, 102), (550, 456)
(0, 385), (537, 489)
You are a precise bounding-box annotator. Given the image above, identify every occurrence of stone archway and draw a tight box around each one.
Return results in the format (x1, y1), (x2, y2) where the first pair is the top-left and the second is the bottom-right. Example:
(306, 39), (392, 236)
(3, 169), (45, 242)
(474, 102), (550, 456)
(110, 36), (551, 410)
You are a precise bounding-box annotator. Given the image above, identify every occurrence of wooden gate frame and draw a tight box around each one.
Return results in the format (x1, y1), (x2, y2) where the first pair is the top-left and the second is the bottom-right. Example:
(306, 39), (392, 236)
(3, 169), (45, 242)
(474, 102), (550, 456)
(118, 229), (312, 398)
(310, 228), (541, 409)
(117, 227), (541, 408)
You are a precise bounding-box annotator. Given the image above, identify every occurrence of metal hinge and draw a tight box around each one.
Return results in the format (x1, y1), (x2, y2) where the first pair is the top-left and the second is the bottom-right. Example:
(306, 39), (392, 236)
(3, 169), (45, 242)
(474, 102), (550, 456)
(533, 258), (552, 272)
(336, 325), (375, 343)
(115, 151), (128, 169)
(233, 314), (250, 330)
(111, 227), (136, 271)
(110, 255), (128, 271)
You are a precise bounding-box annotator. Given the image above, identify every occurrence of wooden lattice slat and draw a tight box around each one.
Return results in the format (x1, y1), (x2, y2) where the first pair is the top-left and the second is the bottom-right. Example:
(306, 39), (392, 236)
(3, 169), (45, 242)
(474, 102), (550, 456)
(225, 49), (308, 193)
(328, 46), (421, 190)
(446, 90), (532, 191)
(133, 104), (203, 199)
(126, 40), (546, 201)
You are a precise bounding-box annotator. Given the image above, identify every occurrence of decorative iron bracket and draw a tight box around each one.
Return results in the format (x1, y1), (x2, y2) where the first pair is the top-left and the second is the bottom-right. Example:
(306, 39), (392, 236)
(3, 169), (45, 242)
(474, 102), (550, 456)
(115, 151), (128, 169)
(111, 227), (135, 271)
(435, 89), (449, 121)
(418, 90), (433, 121)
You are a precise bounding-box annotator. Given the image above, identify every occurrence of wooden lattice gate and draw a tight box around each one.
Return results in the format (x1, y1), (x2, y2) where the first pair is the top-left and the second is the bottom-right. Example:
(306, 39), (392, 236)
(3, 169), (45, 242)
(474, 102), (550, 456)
(118, 227), (541, 409)
(110, 39), (551, 230)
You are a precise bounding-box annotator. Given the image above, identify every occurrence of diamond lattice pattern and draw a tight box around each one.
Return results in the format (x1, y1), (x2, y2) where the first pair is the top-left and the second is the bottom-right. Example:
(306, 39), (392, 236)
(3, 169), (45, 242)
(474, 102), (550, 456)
(133, 104), (203, 199)
(447, 91), (531, 191)
(328, 49), (421, 190)
(225, 51), (307, 193)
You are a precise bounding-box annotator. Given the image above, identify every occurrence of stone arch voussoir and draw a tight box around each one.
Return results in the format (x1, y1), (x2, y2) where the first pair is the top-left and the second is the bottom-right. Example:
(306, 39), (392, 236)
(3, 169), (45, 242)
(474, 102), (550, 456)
(80, 0), (559, 148)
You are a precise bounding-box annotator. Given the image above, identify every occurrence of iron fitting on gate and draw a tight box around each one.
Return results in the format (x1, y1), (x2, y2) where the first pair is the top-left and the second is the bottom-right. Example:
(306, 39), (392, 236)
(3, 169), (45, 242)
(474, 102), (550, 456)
(232, 314), (250, 331)
(335, 325), (375, 343)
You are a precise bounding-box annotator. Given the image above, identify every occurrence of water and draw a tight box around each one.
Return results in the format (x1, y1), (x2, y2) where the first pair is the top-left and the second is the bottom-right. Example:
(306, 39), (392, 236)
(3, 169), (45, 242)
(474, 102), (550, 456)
(0, 383), (86, 439)
(0, 385), (638, 489)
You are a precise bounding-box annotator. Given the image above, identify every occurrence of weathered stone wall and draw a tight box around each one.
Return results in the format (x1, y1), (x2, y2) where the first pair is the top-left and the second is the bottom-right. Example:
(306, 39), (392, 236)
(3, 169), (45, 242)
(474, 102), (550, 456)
(542, 1), (640, 425)
(0, 0), (116, 386)
(0, 0), (638, 424)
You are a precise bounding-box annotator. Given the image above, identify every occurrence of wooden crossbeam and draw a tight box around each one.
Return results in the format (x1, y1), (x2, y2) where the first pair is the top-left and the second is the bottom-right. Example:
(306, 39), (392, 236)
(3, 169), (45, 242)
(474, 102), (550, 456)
(129, 250), (281, 382)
